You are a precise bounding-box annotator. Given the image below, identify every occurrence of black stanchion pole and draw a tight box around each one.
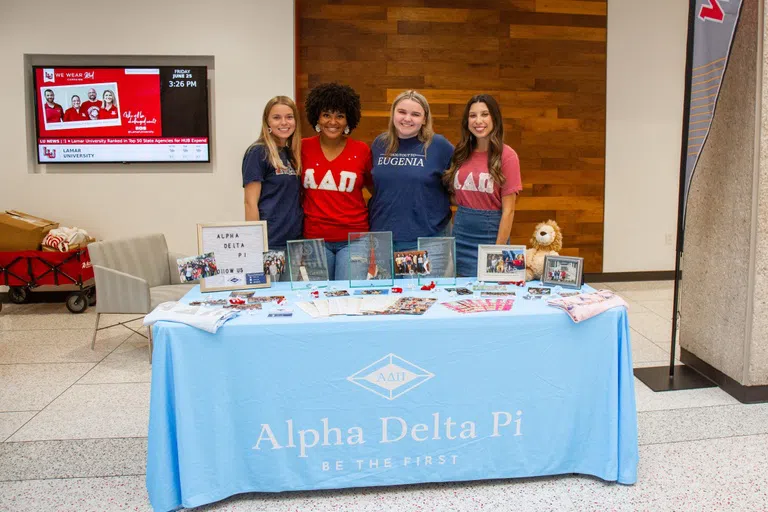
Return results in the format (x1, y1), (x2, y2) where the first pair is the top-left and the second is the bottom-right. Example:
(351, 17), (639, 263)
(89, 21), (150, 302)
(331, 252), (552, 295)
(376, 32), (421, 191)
(633, 0), (716, 391)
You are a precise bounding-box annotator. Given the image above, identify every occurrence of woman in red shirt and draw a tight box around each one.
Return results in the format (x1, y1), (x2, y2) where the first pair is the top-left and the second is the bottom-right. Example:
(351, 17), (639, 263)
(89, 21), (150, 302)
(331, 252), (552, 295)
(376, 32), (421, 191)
(301, 83), (372, 281)
(63, 95), (88, 122)
(443, 94), (522, 277)
(98, 90), (119, 119)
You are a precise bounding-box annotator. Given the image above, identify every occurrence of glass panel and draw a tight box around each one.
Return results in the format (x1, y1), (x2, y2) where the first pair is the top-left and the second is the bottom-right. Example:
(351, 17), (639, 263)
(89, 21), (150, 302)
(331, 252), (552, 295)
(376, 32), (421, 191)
(416, 237), (457, 286)
(286, 239), (329, 290)
(348, 232), (394, 288)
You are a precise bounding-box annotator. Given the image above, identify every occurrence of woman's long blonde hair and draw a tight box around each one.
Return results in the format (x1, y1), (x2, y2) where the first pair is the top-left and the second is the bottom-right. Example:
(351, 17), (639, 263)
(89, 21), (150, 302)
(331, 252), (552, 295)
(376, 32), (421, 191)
(380, 90), (434, 156)
(247, 96), (301, 172)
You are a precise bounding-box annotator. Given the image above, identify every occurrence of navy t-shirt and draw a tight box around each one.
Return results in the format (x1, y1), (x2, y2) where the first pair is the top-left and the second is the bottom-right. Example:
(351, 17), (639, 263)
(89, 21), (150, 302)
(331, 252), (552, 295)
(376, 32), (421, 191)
(368, 134), (454, 243)
(242, 144), (303, 248)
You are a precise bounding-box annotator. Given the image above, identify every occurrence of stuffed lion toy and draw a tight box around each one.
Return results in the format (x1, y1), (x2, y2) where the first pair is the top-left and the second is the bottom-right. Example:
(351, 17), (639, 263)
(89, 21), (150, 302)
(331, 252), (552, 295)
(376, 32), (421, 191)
(525, 220), (563, 281)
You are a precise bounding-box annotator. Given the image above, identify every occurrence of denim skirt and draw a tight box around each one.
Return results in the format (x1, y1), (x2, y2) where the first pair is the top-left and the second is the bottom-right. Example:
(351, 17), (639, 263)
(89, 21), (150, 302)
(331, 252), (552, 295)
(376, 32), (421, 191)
(453, 206), (502, 277)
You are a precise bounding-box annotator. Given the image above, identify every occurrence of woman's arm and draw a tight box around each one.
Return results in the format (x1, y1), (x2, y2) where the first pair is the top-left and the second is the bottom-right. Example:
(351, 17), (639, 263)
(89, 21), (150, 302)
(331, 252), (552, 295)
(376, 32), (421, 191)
(495, 194), (517, 245)
(244, 182), (262, 221)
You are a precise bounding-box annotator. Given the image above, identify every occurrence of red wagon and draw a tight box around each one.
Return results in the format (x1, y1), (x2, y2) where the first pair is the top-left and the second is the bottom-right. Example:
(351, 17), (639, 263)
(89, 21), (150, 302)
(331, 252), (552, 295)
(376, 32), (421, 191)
(0, 248), (96, 313)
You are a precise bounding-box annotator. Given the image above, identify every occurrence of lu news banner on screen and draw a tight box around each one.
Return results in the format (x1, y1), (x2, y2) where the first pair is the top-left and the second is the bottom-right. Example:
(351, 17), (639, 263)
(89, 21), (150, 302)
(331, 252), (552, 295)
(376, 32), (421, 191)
(34, 67), (209, 163)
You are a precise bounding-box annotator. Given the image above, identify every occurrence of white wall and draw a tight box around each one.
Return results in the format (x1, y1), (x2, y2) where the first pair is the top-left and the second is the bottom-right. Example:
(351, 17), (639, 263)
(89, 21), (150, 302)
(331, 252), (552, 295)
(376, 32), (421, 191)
(603, 0), (689, 272)
(0, 0), (294, 256)
(1, 0), (687, 273)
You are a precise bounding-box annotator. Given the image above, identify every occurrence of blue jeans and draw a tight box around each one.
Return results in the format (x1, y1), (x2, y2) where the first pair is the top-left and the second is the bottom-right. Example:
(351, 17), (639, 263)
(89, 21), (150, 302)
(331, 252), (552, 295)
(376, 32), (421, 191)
(324, 241), (351, 282)
(453, 206), (503, 277)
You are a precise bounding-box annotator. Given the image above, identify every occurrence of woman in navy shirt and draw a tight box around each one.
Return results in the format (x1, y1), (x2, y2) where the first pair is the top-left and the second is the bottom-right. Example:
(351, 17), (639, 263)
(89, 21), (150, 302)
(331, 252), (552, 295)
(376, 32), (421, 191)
(243, 96), (304, 273)
(368, 90), (454, 252)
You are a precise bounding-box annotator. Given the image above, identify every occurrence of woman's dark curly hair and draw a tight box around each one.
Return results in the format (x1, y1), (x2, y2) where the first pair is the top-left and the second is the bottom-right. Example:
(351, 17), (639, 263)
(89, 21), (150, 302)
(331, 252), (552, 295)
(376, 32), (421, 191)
(305, 82), (362, 132)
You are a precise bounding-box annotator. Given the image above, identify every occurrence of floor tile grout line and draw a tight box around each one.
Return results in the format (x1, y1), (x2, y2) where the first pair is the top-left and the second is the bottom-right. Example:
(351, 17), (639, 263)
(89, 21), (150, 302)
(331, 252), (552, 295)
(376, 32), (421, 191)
(3, 325), (135, 443)
(0, 473), (148, 483)
(72, 324), (140, 386)
(0, 362), (104, 366)
(72, 381), (151, 386)
(1, 324), (129, 332)
(639, 431), (768, 447)
(637, 403), (766, 414)
(637, 404), (743, 413)
(647, 337), (679, 356)
(640, 431), (768, 447)
(3, 436), (148, 445)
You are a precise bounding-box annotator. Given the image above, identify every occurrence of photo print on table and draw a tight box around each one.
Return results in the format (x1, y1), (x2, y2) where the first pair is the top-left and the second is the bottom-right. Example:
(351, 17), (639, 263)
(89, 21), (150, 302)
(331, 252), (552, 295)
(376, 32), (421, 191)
(385, 297), (437, 315)
(325, 290), (351, 297)
(247, 295), (286, 304)
(541, 255), (585, 289)
(263, 250), (286, 280)
(445, 287), (473, 296)
(394, 250), (431, 276)
(486, 250), (525, 274)
(230, 291), (255, 298)
(177, 253), (217, 283)
(477, 245), (527, 283)
(354, 289), (389, 296)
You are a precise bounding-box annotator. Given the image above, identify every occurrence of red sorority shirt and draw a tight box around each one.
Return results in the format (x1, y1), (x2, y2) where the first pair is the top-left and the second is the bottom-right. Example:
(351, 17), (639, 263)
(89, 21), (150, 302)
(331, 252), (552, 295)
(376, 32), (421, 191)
(63, 108), (88, 122)
(80, 100), (103, 112)
(301, 136), (373, 242)
(453, 145), (522, 211)
(98, 106), (119, 119)
(44, 103), (64, 123)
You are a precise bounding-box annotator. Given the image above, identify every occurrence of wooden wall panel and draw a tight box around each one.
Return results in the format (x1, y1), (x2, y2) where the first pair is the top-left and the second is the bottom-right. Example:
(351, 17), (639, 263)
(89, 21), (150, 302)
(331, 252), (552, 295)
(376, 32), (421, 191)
(297, 1), (607, 272)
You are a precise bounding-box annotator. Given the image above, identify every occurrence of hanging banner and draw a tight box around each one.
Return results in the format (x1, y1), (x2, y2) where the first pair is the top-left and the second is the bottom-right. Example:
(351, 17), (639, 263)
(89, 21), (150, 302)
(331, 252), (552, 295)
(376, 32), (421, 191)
(683, 0), (744, 222)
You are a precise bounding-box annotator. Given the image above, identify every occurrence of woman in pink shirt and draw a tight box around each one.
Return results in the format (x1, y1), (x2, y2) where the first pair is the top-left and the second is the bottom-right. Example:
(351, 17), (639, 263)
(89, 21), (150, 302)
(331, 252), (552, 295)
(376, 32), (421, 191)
(443, 94), (522, 277)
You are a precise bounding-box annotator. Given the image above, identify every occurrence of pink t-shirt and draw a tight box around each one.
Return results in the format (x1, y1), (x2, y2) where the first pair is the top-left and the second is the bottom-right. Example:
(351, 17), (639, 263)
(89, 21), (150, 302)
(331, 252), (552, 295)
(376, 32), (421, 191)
(453, 145), (522, 211)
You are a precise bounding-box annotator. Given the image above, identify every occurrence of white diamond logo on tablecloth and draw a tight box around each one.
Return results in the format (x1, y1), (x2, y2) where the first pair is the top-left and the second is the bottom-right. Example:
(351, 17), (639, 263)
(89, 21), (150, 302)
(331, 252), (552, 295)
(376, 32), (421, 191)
(348, 354), (434, 400)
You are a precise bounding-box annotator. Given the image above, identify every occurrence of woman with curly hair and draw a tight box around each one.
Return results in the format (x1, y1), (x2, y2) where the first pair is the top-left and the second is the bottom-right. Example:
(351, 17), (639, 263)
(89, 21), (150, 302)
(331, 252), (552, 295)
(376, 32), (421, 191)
(443, 94), (522, 277)
(302, 82), (373, 281)
(242, 96), (303, 279)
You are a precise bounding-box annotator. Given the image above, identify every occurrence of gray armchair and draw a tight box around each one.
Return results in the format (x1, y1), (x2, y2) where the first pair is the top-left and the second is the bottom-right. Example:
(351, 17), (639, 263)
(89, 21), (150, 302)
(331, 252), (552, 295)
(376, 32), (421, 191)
(88, 233), (196, 361)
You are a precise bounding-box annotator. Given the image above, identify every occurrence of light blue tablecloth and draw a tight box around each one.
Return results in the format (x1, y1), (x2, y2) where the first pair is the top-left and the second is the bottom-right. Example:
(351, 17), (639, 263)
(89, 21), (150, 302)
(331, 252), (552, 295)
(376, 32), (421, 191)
(146, 280), (638, 512)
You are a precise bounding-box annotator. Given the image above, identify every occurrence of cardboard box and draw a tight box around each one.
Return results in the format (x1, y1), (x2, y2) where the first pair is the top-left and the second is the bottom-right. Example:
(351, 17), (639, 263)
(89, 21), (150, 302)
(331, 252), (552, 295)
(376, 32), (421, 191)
(0, 210), (59, 252)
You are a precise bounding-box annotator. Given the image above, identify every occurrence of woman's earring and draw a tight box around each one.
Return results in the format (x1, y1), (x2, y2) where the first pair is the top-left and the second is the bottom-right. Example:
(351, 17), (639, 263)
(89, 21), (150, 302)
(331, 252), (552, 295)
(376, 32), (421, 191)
(344, 126), (350, 135)
(315, 124), (321, 133)
(268, 128), (272, 134)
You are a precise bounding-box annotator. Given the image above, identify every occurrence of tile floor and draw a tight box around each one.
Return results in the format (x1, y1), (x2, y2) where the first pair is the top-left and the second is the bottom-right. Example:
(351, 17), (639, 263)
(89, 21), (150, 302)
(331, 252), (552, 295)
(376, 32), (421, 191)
(0, 281), (766, 511)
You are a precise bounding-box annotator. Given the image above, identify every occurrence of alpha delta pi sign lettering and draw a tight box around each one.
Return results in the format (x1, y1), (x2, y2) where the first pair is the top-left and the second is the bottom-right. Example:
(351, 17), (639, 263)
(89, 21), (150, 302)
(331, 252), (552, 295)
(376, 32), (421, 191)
(251, 353), (523, 469)
(198, 221), (268, 291)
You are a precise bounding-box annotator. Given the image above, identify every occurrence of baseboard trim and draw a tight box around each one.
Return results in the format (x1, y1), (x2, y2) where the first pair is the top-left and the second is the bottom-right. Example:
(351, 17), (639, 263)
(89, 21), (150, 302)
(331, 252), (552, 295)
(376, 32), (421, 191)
(681, 348), (768, 404)
(584, 271), (675, 282)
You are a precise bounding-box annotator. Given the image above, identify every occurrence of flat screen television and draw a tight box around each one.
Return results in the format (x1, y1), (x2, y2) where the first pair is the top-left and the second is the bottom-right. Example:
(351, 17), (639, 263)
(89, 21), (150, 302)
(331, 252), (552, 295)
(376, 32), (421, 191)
(32, 66), (210, 164)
